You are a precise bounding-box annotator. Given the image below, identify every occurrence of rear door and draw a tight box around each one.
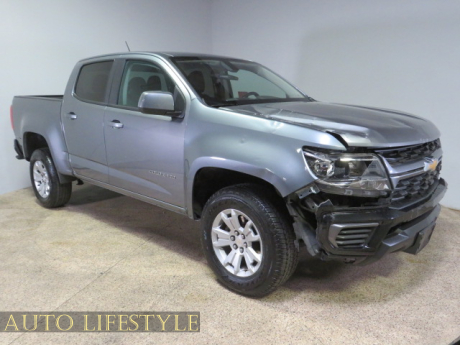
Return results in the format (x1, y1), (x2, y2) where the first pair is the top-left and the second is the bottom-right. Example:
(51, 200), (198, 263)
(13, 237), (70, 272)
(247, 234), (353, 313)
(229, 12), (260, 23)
(61, 59), (114, 183)
(103, 57), (188, 207)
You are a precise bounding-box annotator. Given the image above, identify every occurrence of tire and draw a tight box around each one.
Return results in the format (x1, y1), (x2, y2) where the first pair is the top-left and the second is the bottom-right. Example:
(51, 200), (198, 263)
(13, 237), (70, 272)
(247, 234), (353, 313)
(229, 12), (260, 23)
(201, 184), (298, 297)
(29, 148), (72, 208)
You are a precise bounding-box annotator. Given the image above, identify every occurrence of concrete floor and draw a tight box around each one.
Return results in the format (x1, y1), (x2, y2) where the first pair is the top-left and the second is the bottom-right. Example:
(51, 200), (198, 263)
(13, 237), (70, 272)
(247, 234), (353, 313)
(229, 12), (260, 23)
(0, 184), (459, 345)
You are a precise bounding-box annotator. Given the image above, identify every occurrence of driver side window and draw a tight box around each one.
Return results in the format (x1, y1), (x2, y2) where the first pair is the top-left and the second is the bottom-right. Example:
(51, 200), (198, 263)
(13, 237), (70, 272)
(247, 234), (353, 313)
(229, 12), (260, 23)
(118, 60), (184, 111)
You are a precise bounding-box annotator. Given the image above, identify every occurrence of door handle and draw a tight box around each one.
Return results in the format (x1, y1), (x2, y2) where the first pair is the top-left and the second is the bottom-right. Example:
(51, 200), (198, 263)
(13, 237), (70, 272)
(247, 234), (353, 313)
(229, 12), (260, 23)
(110, 120), (124, 129)
(67, 112), (77, 120)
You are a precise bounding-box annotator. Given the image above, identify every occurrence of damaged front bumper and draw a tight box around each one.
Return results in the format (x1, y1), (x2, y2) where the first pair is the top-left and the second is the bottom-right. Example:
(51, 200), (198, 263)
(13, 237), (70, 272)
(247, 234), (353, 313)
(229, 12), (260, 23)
(292, 178), (447, 265)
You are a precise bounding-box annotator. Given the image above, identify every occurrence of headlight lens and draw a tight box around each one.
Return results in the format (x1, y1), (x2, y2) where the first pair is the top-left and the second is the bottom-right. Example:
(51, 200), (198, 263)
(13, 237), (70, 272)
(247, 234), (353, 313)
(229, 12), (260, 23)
(304, 150), (391, 197)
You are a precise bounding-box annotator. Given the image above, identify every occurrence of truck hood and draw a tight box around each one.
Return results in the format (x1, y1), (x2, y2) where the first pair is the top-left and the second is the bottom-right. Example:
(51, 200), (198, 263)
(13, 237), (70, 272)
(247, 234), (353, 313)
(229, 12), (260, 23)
(223, 101), (440, 148)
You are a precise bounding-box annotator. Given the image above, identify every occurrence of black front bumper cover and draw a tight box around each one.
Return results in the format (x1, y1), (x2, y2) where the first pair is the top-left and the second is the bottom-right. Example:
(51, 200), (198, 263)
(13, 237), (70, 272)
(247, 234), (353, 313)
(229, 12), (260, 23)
(315, 178), (447, 265)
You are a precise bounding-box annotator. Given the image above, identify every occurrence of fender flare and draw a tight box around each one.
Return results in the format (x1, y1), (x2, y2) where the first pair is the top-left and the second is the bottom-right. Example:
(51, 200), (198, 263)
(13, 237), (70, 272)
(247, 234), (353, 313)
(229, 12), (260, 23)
(185, 156), (293, 218)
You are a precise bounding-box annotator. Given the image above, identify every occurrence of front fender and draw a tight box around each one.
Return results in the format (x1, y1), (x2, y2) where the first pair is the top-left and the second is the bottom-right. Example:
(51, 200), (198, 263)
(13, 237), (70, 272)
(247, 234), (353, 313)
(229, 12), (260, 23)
(184, 100), (346, 217)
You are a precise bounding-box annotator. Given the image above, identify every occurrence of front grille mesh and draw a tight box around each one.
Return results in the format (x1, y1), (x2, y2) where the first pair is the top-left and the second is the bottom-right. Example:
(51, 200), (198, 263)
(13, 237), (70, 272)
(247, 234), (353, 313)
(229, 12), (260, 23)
(376, 139), (441, 166)
(391, 162), (442, 202)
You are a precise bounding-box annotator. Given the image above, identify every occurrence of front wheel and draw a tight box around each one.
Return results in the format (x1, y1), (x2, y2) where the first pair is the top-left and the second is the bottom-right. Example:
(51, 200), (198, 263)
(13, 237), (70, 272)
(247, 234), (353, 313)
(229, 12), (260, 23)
(30, 148), (72, 208)
(201, 184), (298, 297)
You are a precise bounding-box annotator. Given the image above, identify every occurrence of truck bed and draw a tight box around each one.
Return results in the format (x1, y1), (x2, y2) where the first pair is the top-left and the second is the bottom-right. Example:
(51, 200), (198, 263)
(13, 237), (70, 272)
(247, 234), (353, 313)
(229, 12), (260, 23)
(11, 94), (70, 175)
(12, 95), (64, 138)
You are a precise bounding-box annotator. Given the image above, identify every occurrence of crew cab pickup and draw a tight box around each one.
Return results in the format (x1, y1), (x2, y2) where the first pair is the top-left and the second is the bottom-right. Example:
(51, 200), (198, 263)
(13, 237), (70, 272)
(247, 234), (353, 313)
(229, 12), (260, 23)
(11, 52), (447, 296)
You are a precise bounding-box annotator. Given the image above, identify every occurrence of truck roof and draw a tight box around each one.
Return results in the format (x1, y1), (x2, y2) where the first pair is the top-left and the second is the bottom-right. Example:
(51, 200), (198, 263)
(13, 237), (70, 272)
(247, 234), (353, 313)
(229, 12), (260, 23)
(78, 51), (249, 63)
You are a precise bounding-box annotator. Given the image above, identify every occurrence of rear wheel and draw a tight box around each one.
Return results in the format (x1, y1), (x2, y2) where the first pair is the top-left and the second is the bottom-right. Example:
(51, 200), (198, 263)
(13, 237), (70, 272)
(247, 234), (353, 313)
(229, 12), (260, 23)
(201, 184), (298, 297)
(30, 148), (72, 208)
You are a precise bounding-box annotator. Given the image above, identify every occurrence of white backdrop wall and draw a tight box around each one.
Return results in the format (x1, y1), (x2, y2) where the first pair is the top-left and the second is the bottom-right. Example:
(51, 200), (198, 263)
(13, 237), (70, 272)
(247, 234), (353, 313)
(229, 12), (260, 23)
(0, 0), (212, 195)
(211, 0), (460, 209)
(2, 1), (460, 210)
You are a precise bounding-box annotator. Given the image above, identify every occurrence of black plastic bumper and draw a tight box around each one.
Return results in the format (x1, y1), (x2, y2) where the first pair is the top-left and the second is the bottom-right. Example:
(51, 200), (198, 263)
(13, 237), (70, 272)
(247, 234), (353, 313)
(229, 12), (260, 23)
(315, 178), (447, 265)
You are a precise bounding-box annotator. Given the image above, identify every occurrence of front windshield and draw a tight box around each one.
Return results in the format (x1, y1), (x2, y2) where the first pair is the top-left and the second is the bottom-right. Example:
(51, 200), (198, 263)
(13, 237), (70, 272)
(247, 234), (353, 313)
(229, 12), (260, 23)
(170, 57), (308, 107)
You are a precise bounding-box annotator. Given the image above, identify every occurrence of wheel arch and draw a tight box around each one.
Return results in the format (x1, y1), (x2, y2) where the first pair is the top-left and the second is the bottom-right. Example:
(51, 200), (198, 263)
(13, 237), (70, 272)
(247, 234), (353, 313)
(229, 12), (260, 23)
(23, 132), (75, 184)
(187, 158), (290, 219)
(23, 132), (48, 160)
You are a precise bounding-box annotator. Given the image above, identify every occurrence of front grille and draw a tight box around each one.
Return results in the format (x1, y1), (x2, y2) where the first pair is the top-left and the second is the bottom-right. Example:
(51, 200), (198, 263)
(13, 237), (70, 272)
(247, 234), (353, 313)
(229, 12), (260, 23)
(329, 223), (378, 249)
(391, 162), (442, 202)
(376, 139), (441, 166)
(335, 227), (374, 248)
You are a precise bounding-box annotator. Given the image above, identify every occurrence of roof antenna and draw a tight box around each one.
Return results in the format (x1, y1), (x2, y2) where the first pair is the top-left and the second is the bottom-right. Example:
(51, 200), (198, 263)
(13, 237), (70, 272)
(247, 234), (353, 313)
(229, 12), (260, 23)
(125, 41), (131, 52)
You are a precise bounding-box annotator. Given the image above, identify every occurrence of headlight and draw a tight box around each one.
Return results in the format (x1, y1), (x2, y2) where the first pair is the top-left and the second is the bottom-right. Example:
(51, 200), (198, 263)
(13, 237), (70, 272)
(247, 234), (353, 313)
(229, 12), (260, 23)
(303, 149), (391, 197)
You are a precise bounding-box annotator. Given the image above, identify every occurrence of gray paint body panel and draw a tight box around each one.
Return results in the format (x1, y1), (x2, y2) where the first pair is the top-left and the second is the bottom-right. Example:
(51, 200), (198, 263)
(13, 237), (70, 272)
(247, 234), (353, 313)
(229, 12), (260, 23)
(61, 57), (112, 183)
(223, 102), (440, 148)
(103, 54), (192, 207)
(12, 96), (73, 178)
(184, 99), (345, 216)
(104, 107), (187, 206)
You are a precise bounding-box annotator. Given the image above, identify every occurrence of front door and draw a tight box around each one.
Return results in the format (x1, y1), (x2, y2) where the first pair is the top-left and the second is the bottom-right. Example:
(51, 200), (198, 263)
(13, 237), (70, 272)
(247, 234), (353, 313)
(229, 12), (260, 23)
(103, 59), (187, 207)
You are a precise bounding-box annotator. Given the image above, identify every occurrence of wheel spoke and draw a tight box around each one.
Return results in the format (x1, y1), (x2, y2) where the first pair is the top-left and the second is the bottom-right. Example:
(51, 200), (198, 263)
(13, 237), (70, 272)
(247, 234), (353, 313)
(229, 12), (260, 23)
(213, 237), (232, 248)
(243, 220), (260, 242)
(212, 227), (231, 240)
(212, 227), (233, 247)
(223, 249), (237, 266)
(35, 162), (43, 174)
(221, 210), (241, 232)
(245, 247), (261, 264)
(220, 212), (234, 231)
(229, 210), (241, 231)
(231, 252), (243, 275)
(33, 170), (42, 182)
(242, 220), (253, 236)
(245, 231), (260, 243)
(243, 252), (256, 273)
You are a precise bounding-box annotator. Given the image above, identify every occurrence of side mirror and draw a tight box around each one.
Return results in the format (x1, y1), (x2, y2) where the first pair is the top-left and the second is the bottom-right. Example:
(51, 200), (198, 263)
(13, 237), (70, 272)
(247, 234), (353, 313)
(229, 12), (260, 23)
(138, 91), (181, 117)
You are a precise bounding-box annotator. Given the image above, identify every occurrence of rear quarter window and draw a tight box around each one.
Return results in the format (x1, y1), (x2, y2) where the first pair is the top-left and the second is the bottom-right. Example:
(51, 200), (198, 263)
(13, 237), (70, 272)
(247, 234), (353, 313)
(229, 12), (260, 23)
(74, 61), (113, 103)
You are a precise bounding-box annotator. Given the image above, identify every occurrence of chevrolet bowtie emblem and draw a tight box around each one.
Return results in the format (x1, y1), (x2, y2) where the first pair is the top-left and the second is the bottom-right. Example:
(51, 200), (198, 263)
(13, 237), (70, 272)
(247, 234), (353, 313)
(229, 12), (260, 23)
(424, 157), (438, 172)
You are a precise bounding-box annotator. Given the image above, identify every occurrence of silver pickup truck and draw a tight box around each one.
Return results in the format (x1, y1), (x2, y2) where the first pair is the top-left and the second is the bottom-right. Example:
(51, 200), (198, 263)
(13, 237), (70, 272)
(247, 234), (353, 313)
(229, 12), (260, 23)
(11, 52), (447, 296)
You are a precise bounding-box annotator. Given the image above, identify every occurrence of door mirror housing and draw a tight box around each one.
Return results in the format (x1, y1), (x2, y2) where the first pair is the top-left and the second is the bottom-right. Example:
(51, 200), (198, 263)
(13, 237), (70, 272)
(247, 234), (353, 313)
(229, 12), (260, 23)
(138, 91), (182, 117)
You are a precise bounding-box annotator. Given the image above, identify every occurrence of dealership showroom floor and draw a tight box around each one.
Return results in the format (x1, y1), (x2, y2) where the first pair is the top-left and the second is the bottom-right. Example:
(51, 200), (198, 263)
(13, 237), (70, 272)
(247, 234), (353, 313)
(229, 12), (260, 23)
(0, 184), (458, 344)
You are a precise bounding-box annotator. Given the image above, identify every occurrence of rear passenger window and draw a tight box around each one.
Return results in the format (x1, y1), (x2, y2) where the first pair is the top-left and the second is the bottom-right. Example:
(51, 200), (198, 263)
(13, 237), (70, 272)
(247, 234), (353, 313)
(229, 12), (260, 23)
(74, 61), (113, 103)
